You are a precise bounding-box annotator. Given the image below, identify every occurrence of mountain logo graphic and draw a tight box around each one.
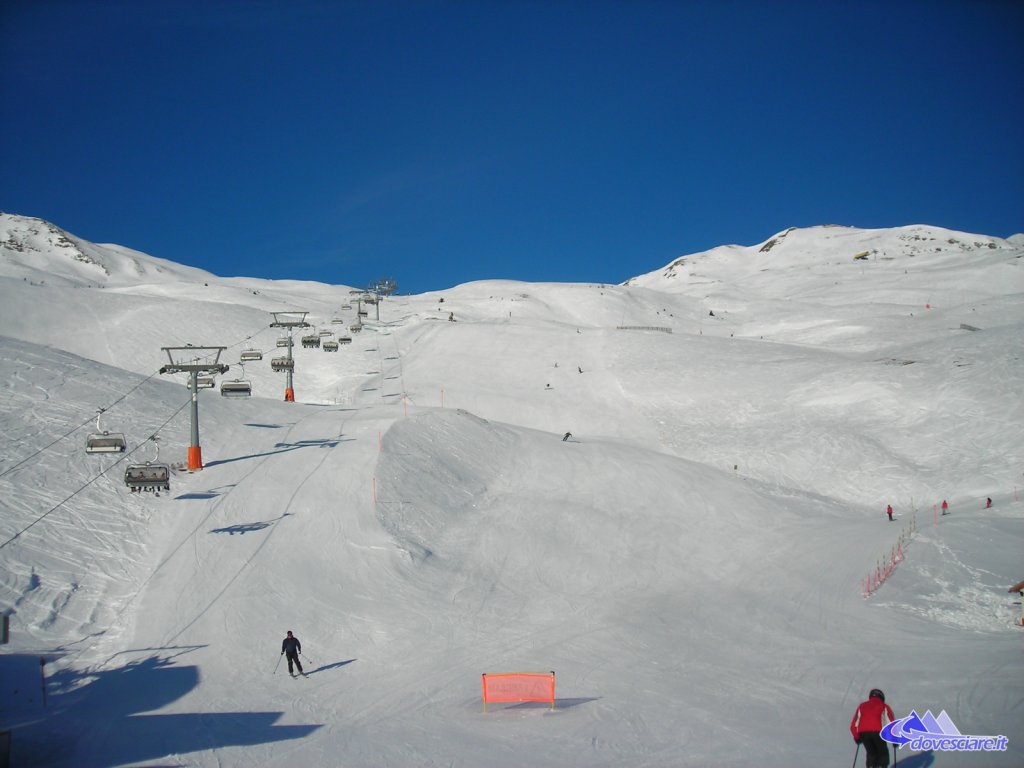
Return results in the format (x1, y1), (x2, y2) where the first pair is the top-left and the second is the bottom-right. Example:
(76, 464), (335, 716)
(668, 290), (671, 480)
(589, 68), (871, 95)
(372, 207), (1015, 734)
(882, 710), (1008, 752)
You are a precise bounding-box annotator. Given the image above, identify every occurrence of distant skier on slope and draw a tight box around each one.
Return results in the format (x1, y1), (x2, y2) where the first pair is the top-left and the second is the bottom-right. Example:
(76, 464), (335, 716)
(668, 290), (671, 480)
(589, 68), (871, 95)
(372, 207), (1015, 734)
(941, 499), (949, 515)
(886, 504), (893, 522)
(562, 432), (572, 442)
(850, 688), (895, 768)
(281, 630), (304, 676)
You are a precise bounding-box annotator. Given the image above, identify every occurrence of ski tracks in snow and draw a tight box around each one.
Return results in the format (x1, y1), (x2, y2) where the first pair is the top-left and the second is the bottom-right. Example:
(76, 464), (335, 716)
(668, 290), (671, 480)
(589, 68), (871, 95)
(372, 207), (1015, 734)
(161, 407), (353, 645)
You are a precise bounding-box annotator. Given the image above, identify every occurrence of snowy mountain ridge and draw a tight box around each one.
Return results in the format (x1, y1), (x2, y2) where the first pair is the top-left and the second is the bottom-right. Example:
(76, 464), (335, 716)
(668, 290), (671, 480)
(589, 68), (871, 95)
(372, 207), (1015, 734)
(629, 223), (1022, 293)
(0, 213), (219, 288)
(5, 212), (1022, 299)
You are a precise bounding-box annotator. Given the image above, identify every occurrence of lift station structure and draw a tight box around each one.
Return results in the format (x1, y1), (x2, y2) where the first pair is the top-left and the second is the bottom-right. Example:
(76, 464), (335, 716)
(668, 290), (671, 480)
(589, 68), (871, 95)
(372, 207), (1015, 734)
(159, 345), (228, 470)
(269, 311), (310, 402)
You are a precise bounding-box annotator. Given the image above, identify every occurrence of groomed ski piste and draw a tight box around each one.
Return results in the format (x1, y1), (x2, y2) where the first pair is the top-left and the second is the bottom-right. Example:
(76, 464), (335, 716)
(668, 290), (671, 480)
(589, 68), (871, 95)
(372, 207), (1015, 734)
(1, 213), (1022, 767)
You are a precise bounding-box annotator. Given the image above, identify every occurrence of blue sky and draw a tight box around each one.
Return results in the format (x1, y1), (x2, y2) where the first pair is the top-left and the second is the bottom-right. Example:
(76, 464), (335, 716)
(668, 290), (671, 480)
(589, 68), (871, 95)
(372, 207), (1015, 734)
(2, 1), (1022, 294)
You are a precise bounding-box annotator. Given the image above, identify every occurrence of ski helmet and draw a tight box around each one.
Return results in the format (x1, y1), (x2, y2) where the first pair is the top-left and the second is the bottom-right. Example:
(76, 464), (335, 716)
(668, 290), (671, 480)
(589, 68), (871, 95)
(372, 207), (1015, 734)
(869, 688), (885, 701)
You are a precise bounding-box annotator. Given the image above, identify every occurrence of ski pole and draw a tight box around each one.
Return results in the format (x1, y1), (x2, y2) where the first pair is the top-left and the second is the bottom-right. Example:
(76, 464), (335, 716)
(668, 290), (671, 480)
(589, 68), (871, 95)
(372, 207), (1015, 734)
(851, 742), (859, 768)
(273, 653), (283, 675)
(300, 651), (315, 665)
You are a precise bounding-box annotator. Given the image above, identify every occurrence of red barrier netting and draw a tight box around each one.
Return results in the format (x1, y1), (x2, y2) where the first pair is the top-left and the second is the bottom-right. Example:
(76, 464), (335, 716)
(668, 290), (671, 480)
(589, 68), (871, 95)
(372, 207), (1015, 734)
(481, 671), (555, 710)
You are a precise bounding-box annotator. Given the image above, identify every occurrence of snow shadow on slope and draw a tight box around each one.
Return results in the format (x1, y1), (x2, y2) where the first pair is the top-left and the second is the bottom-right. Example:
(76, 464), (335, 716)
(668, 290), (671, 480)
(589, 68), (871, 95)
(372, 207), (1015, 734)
(203, 437), (352, 468)
(305, 658), (357, 676)
(210, 512), (292, 535)
(893, 751), (936, 768)
(5, 652), (320, 767)
(478, 697), (602, 713)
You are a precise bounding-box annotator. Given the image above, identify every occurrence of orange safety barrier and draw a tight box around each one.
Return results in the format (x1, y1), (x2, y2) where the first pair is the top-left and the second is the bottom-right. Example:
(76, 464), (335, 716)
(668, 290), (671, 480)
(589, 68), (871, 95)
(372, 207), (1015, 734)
(481, 671), (555, 711)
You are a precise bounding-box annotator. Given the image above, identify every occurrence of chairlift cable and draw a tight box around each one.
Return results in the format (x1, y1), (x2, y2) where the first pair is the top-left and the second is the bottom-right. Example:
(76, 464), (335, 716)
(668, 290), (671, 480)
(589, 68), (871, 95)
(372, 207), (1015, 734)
(230, 322), (275, 350)
(0, 368), (162, 482)
(0, 396), (192, 552)
(192, 322), (277, 365)
(3, 317), (284, 480)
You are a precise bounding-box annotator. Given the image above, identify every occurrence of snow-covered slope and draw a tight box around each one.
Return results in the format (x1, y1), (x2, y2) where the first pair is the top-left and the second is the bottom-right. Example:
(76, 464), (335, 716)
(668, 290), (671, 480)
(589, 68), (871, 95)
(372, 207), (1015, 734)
(1, 216), (1022, 767)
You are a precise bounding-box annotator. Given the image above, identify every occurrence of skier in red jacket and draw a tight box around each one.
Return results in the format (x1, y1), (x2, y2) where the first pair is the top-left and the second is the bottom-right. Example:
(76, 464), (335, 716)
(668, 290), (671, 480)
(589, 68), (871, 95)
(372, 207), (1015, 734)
(850, 688), (895, 767)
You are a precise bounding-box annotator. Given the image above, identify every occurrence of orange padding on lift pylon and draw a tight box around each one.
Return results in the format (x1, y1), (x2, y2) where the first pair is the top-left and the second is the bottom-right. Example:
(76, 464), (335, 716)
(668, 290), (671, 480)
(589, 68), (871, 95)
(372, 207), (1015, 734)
(284, 388), (295, 402)
(187, 446), (203, 471)
(481, 672), (555, 708)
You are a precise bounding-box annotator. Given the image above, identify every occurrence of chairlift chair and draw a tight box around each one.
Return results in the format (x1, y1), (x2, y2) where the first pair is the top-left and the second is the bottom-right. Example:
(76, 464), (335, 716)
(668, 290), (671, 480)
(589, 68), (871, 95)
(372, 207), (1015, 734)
(338, 335), (352, 344)
(124, 463), (172, 493)
(86, 432), (128, 453)
(323, 340), (339, 352)
(124, 438), (171, 493)
(186, 376), (216, 389)
(221, 379), (252, 397)
(319, 329), (333, 337)
(85, 410), (127, 454)
(301, 334), (320, 348)
(271, 357), (294, 372)
(240, 349), (263, 361)
(331, 317), (345, 324)
(276, 337), (291, 348)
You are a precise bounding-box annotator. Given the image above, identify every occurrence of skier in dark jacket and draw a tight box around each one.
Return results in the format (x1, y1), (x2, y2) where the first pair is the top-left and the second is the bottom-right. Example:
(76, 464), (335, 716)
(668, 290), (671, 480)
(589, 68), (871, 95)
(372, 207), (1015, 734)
(850, 688), (895, 767)
(281, 630), (303, 676)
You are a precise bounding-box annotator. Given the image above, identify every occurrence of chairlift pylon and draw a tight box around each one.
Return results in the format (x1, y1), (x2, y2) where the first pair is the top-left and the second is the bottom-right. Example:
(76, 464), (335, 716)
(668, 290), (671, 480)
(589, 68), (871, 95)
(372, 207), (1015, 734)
(158, 346), (229, 472)
(85, 409), (127, 454)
